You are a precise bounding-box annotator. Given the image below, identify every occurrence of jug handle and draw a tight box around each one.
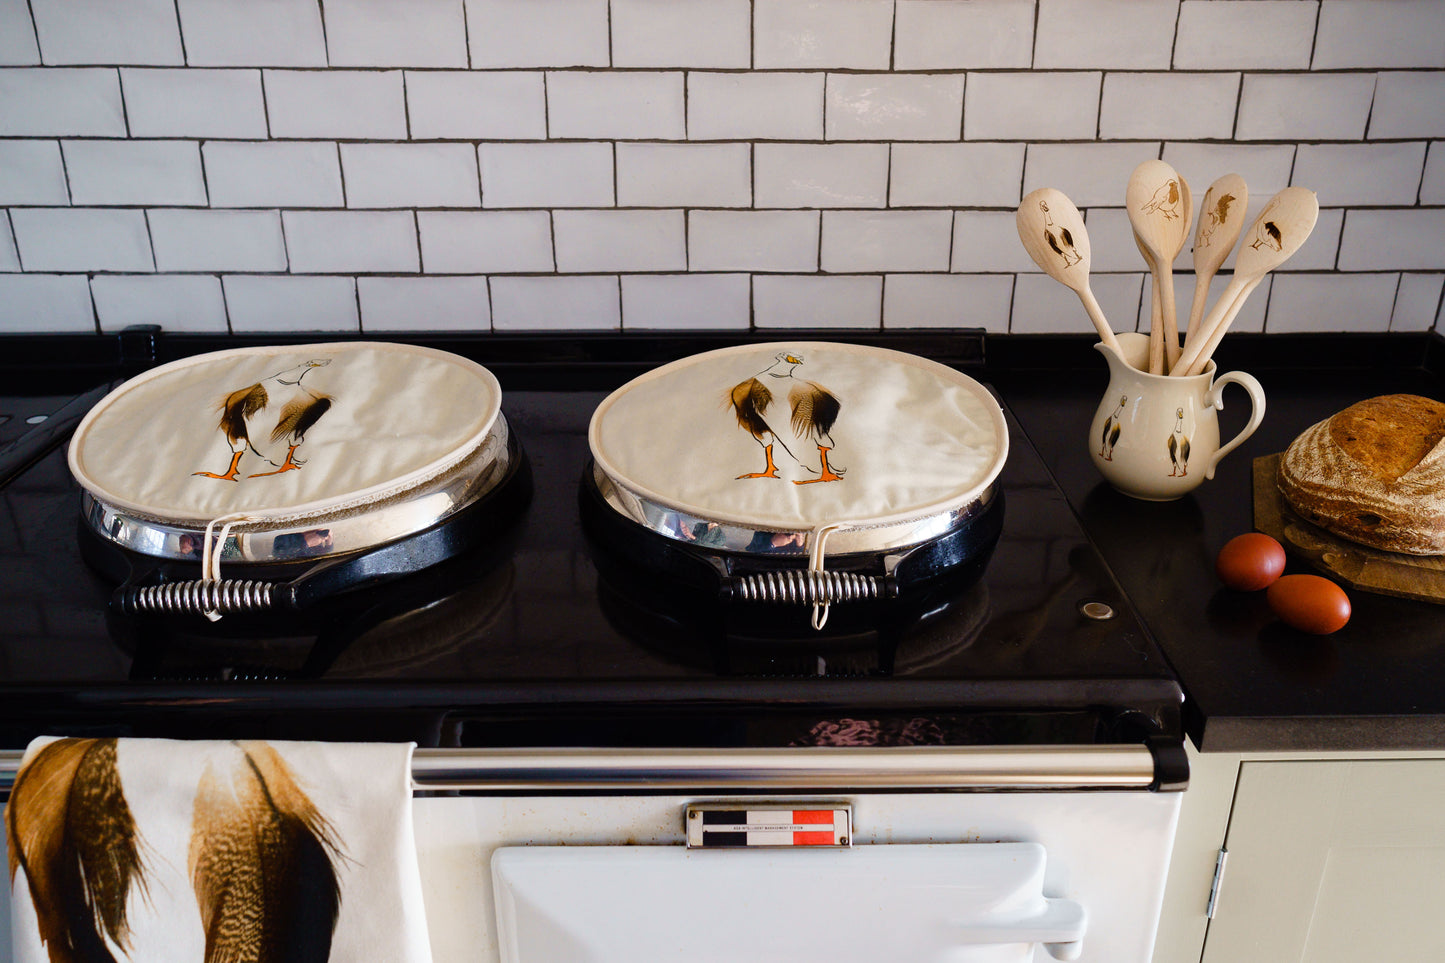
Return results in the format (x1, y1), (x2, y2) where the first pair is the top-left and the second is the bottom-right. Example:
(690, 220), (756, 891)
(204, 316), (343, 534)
(1205, 371), (1266, 480)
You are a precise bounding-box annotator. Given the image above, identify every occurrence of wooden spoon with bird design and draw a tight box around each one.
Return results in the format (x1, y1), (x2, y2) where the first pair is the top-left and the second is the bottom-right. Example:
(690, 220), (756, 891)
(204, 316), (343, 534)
(1016, 188), (1121, 353)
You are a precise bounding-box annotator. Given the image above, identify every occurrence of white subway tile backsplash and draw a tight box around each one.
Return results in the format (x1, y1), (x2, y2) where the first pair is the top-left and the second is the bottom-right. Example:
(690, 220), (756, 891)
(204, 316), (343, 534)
(687, 72), (825, 141)
(121, 68), (267, 139)
(358, 276), (490, 330)
(547, 71), (685, 140)
(1292, 142), (1429, 207)
(467, 0), (609, 68)
(753, 274), (881, 328)
(1174, 1), (1316, 71)
(1099, 73), (1240, 140)
(341, 143), (479, 208)
(490, 275), (620, 330)
(0, 141), (68, 205)
(821, 211), (952, 273)
(222, 275), (360, 331)
(0, 0), (38, 65)
(283, 211), (419, 272)
(616, 143), (750, 208)
(323, 0), (467, 68)
(1170, 273), (1270, 335)
(1392, 273), (1445, 332)
(1422, 142), (1445, 205)
(0, 274), (94, 331)
(1035, 0), (1178, 69)
(480, 142), (614, 209)
(755, 144), (888, 209)
(890, 143), (1024, 208)
(1161, 143), (1296, 199)
(405, 71), (547, 140)
(1339, 209), (1445, 271)
(1011, 272), (1142, 335)
(417, 211), (554, 273)
(894, 0), (1033, 70)
(951, 211), (1038, 273)
(91, 275), (228, 332)
(149, 209), (287, 272)
(754, 0), (893, 70)
(1082, 207), (1148, 274)
(1266, 272), (1398, 333)
(827, 74), (965, 142)
(1368, 72), (1445, 140)
(0, 216), (17, 271)
(612, 0), (751, 69)
(11, 208), (153, 272)
(620, 273), (750, 329)
(689, 210), (819, 272)
(1236, 74), (1376, 141)
(203, 141), (343, 208)
(965, 73), (1100, 142)
(1277, 207), (1341, 272)
(1023, 143), (1162, 207)
(0, 68), (124, 136)
(883, 274), (1014, 331)
(553, 210), (686, 273)
(176, 0), (327, 67)
(265, 70), (407, 140)
(32, 0), (182, 66)
(63, 140), (207, 206)
(1314, 0), (1445, 70)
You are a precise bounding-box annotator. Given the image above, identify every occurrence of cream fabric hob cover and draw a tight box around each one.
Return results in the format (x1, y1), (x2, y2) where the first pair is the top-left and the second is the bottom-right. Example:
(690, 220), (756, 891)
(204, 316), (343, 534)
(69, 342), (501, 525)
(590, 342), (1008, 531)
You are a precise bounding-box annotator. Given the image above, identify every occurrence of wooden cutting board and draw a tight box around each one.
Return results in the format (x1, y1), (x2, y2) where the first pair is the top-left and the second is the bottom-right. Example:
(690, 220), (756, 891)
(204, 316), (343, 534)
(1253, 453), (1445, 604)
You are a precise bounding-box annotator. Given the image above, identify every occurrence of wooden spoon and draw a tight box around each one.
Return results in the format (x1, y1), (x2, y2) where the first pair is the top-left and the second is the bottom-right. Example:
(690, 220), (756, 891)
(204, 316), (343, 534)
(1127, 161), (1193, 373)
(1183, 173), (1249, 356)
(1016, 188), (1120, 353)
(1133, 231), (1163, 374)
(1171, 186), (1320, 377)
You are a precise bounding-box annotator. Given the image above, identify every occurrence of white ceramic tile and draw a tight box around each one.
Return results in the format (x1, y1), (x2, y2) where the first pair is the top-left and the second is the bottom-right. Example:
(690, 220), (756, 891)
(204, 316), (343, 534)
(63, 140), (206, 206)
(0, 274), (94, 332)
(0, 141), (67, 205)
(203, 141), (343, 208)
(883, 274), (1014, 331)
(687, 72), (825, 141)
(341, 143), (479, 209)
(1134, 271), (1208, 336)
(894, 0), (1033, 70)
(1293, 142), (1429, 207)
(0, 0), (38, 65)
(466, 0), (609, 68)
(148, 209), (287, 272)
(1314, 0), (1445, 69)
(1011, 272), (1142, 335)
(620, 273), (750, 329)
(222, 275), (359, 332)
(612, 0), (750, 68)
(616, 143), (750, 208)
(1339, 209), (1445, 271)
(1022, 143), (1162, 207)
(10, 208), (152, 272)
(950, 211), (1037, 273)
(1082, 207), (1148, 274)
(91, 275), (228, 333)
(32, 0), (182, 65)
(1160, 272), (1271, 336)
(964, 73), (1100, 142)
(176, 0), (326, 67)
(264, 70), (407, 139)
(547, 71), (685, 140)
(1422, 142), (1445, 205)
(754, 0), (893, 69)
(490, 275), (619, 330)
(0, 216), (18, 271)
(755, 144), (888, 209)
(1174, 1), (1316, 70)
(416, 211), (553, 273)
(889, 143), (1025, 209)
(405, 71), (547, 140)
(357, 276), (490, 331)
(1160, 143), (1296, 200)
(688, 210), (819, 272)
(1276, 206), (1341, 272)
(1265, 272), (1397, 333)
(283, 211), (419, 273)
(821, 211), (952, 273)
(1369, 72), (1445, 140)
(1035, 0), (1179, 69)
(324, 0), (467, 68)
(480, 142), (614, 209)
(121, 68), (267, 138)
(553, 210), (686, 273)
(827, 74), (965, 142)
(1236, 74), (1375, 141)
(1391, 273), (1445, 332)
(753, 274), (881, 328)
(0, 67), (124, 136)
(1099, 73), (1240, 140)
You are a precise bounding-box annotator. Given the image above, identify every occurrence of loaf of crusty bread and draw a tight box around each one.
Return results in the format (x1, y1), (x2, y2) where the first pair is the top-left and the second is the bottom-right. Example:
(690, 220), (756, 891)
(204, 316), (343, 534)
(1278, 394), (1445, 556)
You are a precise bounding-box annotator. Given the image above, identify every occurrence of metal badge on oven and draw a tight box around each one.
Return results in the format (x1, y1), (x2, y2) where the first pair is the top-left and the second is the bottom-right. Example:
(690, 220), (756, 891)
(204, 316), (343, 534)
(686, 805), (852, 849)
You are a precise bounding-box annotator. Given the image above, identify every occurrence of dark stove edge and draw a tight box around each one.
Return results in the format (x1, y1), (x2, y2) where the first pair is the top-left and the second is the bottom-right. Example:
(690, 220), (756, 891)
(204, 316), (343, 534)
(1197, 714), (1445, 754)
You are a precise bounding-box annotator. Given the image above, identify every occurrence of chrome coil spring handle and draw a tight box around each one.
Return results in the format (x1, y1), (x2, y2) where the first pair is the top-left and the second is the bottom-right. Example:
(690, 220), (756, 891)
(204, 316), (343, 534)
(115, 579), (281, 617)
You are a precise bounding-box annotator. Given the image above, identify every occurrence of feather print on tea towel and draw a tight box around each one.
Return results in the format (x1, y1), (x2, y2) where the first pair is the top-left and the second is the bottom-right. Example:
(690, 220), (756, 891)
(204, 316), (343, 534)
(5, 738), (147, 963)
(189, 741), (343, 963)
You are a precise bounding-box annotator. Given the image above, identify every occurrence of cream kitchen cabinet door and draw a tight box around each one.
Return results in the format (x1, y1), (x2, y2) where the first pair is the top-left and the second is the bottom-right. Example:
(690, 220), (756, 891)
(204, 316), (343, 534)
(1201, 759), (1445, 962)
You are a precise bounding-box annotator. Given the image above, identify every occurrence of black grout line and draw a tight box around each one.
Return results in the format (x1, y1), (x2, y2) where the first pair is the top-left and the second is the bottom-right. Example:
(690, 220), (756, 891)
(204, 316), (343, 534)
(316, 0), (331, 67)
(170, 0), (188, 66)
(56, 138), (75, 205)
(402, 72), (412, 140)
(1385, 271), (1404, 331)
(888, 0), (897, 73)
(460, 0), (473, 69)
(260, 71), (274, 139)
(1167, 0), (1182, 72)
(1028, 0), (1039, 71)
(1307, 0), (1322, 72)
(1360, 73), (1380, 142)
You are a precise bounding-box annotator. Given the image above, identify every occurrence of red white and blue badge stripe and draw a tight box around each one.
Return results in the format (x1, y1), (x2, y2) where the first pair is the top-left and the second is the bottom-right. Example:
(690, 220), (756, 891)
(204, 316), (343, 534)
(687, 808), (851, 848)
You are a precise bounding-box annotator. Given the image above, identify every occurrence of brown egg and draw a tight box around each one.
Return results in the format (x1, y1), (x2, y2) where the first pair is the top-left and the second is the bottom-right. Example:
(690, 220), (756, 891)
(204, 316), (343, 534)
(1267, 574), (1351, 635)
(1215, 533), (1287, 591)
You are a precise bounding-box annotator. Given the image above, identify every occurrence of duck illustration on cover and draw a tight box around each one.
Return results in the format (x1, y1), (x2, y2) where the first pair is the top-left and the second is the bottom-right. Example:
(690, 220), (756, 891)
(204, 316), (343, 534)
(728, 351), (846, 485)
(193, 358), (333, 481)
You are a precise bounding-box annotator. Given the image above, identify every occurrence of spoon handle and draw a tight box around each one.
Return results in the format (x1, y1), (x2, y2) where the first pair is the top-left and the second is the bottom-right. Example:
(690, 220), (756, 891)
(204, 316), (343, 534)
(1159, 263), (1180, 369)
(1170, 276), (1244, 376)
(1178, 276), (1264, 377)
(1147, 278), (1164, 374)
(1182, 274), (1211, 355)
(1077, 286), (1121, 353)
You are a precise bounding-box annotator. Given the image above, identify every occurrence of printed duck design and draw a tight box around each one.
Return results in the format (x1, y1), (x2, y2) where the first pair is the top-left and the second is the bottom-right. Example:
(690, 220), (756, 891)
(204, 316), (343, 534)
(194, 359), (333, 481)
(729, 352), (845, 485)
